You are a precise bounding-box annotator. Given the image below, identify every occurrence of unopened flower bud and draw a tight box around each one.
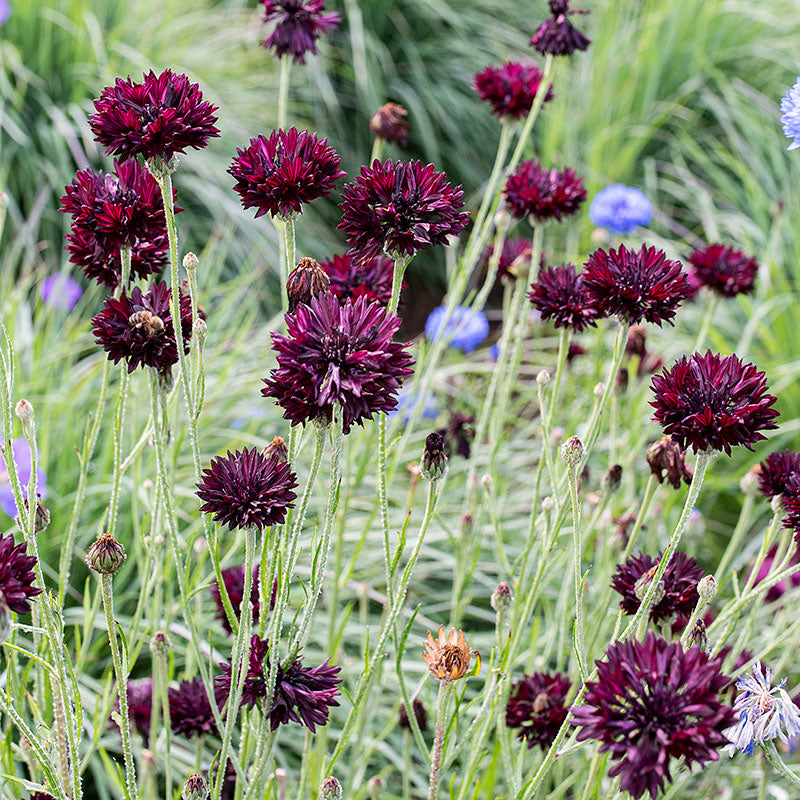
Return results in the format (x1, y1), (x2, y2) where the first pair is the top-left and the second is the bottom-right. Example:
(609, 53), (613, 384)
(602, 464), (622, 493)
(193, 317), (207, 346)
(183, 252), (199, 273)
(14, 399), (33, 424)
(697, 575), (717, 602)
(370, 102), (410, 146)
(460, 512), (473, 537)
(541, 496), (554, 511)
(739, 466), (761, 497)
(688, 619), (708, 653)
(368, 776), (385, 799)
(399, 697), (428, 731)
(193, 536), (208, 555)
(263, 436), (289, 463)
(634, 567), (665, 605)
(536, 370), (551, 387)
(480, 473), (492, 488)
(86, 532), (126, 575)
(771, 494), (784, 515)
(320, 777), (343, 800)
(491, 582), (513, 612)
(150, 630), (172, 654)
(560, 435), (584, 467)
(421, 431), (447, 481)
(182, 773), (209, 800)
(593, 382), (605, 399)
(0, 597), (11, 645)
(626, 325), (647, 357)
(15, 497), (50, 534)
(286, 257), (330, 313)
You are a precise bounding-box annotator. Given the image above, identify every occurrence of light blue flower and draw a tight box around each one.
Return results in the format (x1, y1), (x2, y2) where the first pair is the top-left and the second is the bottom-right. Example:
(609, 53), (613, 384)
(388, 386), (439, 424)
(780, 77), (800, 151)
(0, 439), (47, 518)
(589, 184), (653, 235)
(0, 0), (10, 26)
(40, 273), (83, 311)
(425, 305), (489, 353)
(489, 343), (501, 361)
(724, 662), (800, 756)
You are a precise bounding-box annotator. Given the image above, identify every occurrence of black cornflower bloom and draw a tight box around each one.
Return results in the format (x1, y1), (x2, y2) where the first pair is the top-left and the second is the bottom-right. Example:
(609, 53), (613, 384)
(531, 0), (591, 57)
(260, 0), (340, 63)
(504, 161), (586, 224)
(322, 253), (397, 306)
(0, 532), (41, 615)
(169, 677), (218, 738)
(757, 451), (800, 499)
(505, 671), (571, 750)
(474, 61), (554, 120)
(528, 263), (600, 332)
(210, 565), (262, 635)
(689, 244), (758, 298)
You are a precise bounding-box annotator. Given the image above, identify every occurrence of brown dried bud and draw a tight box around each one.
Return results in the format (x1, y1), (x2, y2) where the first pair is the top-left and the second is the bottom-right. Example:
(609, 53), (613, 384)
(182, 774), (209, 800)
(697, 575), (717, 602)
(421, 431), (447, 481)
(688, 619), (708, 653)
(602, 464), (623, 493)
(320, 777), (343, 800)
(86, 532), (126, 575)
(491, 582), (513, 612)
(422, 626), (475, 683)
(15, 497), (50, 534)
(263, 436), (289, 463)
(646, 437), (693, 490)
(369, 102), (410, 146)
(626, 325), (647, 357)
(150, 630), (172, 654)
(286, 257), (330, 313)
(399, 697), (428, 732)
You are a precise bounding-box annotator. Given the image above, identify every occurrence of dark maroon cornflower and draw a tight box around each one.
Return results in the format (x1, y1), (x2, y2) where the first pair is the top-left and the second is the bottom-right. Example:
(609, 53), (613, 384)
(229, 128), (345, 219)
(169, 677), (218, 739)
(399, 698), (428, 732)
(438, 412), (475, 459)
(572, 633), (734, 800)
(196, 448), (297, 532)
(322, 253), (397, 306)
(689, 244), (758, 298)
(646, 436), (693, 490)
(260, 0), (340, 64)
(757, 451), (800, 499)
(783, 487), (800, 541)
(92, 281), (192, 376)
(211, 565), (261, 635)
(216, 635), (341, 731)
(650, 350), (779, 455)
(582, 244), (691, 326)
(567, 341), (586, 363)
(370, 103), (410, 146)
(113, 678), (153, 738)
(474, 61), (554, 120)
(611, 551), (704, 624)
(0, 532), (41, 615)
(528, 263), (600, 332)
(531, 0), (591, 56)
(89, 69), (219, 163)
(505, 671), (571, 750)
(504, 161), (586, 224)
(339, 159), (469, 265)
(263, 294), (414, 433)
(484, 237), (533, 282)
(60, 160), (177, 289)
(29, 793), (55, 800)
(753, 544), (800, 603)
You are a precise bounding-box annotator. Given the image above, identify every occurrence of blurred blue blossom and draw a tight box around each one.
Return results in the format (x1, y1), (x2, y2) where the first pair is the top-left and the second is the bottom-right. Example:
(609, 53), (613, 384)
(0, 439), (47, 518)
(425, 305), (489, 353)
(589, 184), (653, 235)
(389, 386), (439, 424)
(40, 273), (83, 311)
(780, 77), (800, 151)
(489, 343), (501, 361)
(0, 1), (10, 26)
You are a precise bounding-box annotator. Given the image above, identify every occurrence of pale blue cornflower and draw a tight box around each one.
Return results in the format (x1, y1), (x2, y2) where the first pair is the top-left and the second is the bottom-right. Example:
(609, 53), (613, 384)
(780, 77), (800, 151)
(388, 386), (439, 424)
(589, 184), (653, 235)
(425, 305), (489, 353)
(723, 662), (800, 756)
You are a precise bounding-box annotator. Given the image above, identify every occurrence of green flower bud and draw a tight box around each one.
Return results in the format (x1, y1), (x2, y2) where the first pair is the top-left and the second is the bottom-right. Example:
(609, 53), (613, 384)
(86, 532), (126, 575)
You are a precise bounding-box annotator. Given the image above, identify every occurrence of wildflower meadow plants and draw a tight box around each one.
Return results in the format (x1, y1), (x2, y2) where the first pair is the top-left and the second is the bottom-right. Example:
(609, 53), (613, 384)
(2, 3), (800, 800)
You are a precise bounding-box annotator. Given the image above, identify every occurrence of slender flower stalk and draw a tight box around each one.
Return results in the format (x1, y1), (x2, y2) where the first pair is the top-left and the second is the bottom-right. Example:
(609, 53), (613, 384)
(277, 54), (291, 129)
(761, 741), (800, 789)
(428, 681), (451, 800)
(692, 293), (719, 352)
(281, 215), (296, 316)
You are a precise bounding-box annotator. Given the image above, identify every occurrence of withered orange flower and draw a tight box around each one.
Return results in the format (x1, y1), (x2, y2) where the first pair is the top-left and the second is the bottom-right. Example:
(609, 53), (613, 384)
(422, 626), (477, 684)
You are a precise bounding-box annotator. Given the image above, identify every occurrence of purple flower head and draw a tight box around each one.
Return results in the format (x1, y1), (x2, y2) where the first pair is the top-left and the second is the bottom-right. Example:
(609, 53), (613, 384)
(424, 305), (489, 353)
(260, 0), (340, 64)
(196, 448), (297, 532)
(92, 281), (193, 376)
(504, 161), (586, 223)
(229, 128), (345, 220)
(573, 633), (735, 800)
(113, 678), (153, 738)
(582, 244), (691, 326)
(210, 564), (266, 635)
(780, 77), (800, 151)
(689, 244), (758, 298)
(474, 61), (554, 120)
(263, 294), (415, 433)
(484, 237), (532, 282)
(589, 184), (653, 235)
(40, 273), (83, 311)
(0, 531), (42, 615)
(339, 159), (469, 265)
(782, 485), (800, 542)
(505, 671), (571, 750)
(527, 263), (600, 332)
(0, 439), (47, 519)
(322, 252), (397, 306)
(531, 0), (591, 57)
(0, 1), (10, 26)
(650, 350), (779, 455)
(757, 451), (800, 500)
(611, 551), (704, 624)
(89, 69), (219, 163)
(169, 677), (219, 739)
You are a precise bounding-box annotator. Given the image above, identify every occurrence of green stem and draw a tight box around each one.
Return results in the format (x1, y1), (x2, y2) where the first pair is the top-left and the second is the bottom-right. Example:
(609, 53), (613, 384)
(762, 741), (800, 789)
(566, 456), (588, 679)
(427, 681), (451, 800)
(370, 136), (384, 164)
(277, 54), (291, 129)
(716, 493), (755, 581)
(281, 215), (296, 317)
(692, 294), (719, 352)
(546, 328), (571, 426)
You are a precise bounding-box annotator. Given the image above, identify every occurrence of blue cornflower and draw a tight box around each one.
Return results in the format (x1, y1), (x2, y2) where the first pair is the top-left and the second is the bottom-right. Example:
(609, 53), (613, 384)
(780, 77), (800, 151)
(40, 273), (83, 311)
(724, 662), (800, 756)
(425, 305), (489, 353)
(389, 386), (439, 424)
(0, 439), (47, 518)
(588, 184), (653, 235)
(0, 0), (9, 26)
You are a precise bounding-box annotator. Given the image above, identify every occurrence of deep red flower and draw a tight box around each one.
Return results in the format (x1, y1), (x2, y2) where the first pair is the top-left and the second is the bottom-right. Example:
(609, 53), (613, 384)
(531, 0), (591, 56)
(339, 159), (469, 265)
(113, 678), (153, 738)
(572, 633), (735, 800)
(528, 263), (600, 332)
(783, 481), (800, 541)
(321, 253), (397, 306)
(504, 161), (586, 223)
(169, 677), (218, 739)
(210, 565), (262, 635)
(757, 451), (800, 499)
(60, 160), (177, 289)
(92, 281), (193, 376)
(229, 128), (345, 219)
(484, 237), (533, 282)
(689, 244), (758, 298)
(650, 351), (779, 454)
(89, 69), (219, 163)
(263, 294), (414, 433)
(0, 532), (41, 615)
(196, 448), (297, 532)
(260, 0), (340, 63)
(582, 244), (691, 326)
(370, 103), (410, 146)
(611, 551), (704, 624)
(505, 671), (571, 750)
(474, 61), (554, 119)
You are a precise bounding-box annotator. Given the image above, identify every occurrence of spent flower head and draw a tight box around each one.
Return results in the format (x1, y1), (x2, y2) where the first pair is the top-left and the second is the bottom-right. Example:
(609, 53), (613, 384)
(530, 0), (591, 56)
(646, 436), (693, 489)
(286, 257), (330, 313)
(422, 626), (476, 683)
